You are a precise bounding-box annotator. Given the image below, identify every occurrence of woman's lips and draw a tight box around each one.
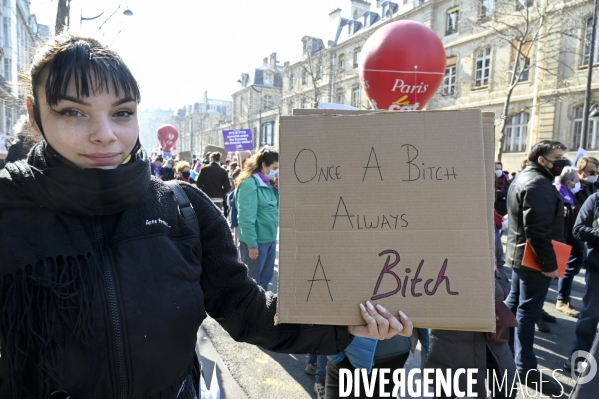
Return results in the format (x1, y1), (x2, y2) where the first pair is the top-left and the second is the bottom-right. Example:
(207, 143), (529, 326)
(82, 153), (121, 164)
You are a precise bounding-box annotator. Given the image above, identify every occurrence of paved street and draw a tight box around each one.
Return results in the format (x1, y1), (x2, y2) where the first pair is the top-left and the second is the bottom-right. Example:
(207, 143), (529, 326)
(197, 242), (587, 399)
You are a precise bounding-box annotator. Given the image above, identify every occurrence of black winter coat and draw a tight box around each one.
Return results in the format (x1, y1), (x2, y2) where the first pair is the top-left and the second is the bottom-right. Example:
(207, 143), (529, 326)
(573, 192), (599, 269)
(571, 180), (599, 253)
(159, 166), (175, 181)
(196, 163), (231, 199)
(0, 178), (352, 398)
(505, 163), (564, 273)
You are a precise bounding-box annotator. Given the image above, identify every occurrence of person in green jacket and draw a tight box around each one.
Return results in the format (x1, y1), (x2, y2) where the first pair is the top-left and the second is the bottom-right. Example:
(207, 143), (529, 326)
(235, 147), (279, 290)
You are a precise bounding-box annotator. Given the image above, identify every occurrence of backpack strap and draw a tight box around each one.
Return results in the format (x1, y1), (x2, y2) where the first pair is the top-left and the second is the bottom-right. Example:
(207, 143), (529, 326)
(165, 181), (200, 236)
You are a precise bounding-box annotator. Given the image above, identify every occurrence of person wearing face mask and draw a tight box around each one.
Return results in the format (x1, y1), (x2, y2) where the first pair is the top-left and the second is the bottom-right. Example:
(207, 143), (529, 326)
(235, 147), (280, 290)
(175, 161), (196, 184)
(504, 140), (568, 397)
(554, 166), (581, 262)
(556, 158), (599, 321)
(494, 161), (510, 270)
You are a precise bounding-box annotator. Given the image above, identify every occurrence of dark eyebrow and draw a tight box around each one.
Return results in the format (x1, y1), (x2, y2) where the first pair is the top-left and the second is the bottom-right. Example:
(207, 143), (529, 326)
(58, 95), (92, 106)
(112, 97), (136, 107)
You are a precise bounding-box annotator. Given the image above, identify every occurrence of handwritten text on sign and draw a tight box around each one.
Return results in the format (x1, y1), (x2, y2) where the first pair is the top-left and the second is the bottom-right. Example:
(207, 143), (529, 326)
(294, 144), (460, 303)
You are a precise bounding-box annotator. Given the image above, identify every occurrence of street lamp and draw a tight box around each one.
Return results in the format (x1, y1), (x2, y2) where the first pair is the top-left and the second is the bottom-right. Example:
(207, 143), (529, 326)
(250, 85), (263, 147)
(80, 5), (133, 32)
(582, 0), (599, 150)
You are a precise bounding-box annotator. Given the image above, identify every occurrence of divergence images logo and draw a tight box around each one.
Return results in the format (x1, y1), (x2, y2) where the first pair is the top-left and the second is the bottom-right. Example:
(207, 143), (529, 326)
(572, 350), (598, 385)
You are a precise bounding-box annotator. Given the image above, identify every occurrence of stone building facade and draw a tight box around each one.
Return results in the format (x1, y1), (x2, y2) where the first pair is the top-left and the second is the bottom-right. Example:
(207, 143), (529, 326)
(0, 0), (49, 160)
(183, 0), (599, 172)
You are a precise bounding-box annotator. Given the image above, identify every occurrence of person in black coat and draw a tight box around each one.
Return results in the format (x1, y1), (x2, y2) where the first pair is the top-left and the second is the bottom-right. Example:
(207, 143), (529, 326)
(504, 140), (568, 397)
(196, 152), (231, 209)
(159, 158), (175, 181)
(568, 189), (599, 373)
(0, 33), (412, 398)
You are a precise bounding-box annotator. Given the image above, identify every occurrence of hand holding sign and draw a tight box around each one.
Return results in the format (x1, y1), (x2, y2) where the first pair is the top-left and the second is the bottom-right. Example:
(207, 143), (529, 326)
(359, 20), (446, 111)
(348, 302), (413, 339)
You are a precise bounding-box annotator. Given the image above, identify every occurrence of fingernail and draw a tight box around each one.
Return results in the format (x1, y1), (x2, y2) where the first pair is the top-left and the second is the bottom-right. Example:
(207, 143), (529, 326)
(359, 303), (366, 312)
(376, 304), (387, 313)
(366, 301), (375, 311)
(399, 310), (408, 319)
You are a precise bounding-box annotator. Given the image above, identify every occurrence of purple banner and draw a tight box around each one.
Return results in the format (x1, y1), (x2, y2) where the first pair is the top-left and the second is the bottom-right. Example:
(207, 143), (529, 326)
(222, 129), (254, 152)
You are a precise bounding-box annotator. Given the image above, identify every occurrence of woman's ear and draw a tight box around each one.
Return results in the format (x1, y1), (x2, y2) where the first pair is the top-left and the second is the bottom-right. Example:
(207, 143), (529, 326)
(26, 96), (41, 135)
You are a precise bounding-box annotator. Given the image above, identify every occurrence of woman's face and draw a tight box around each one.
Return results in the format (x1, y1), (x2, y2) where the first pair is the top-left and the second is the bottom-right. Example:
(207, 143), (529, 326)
(27, 75), (138, 169)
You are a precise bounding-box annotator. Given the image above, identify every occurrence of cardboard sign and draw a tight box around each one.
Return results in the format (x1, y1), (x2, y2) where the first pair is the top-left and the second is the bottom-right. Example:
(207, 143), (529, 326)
(277, 110), (495, 331)
(203, 145), (227, 161)
(179, 151), (192, 163)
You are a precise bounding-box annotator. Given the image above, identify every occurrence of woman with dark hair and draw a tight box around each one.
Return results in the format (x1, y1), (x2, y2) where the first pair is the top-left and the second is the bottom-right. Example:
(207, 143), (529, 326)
(0, 34), (412, 398)
(235, 147), (280, 290)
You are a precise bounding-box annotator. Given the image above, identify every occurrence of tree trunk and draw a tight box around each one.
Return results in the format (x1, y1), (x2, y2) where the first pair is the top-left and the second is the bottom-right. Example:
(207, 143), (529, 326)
(55, 0), (70, 35)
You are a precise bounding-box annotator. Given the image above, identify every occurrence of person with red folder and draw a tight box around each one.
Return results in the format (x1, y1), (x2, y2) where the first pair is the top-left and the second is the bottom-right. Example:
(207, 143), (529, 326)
(504, 140), (568, 397)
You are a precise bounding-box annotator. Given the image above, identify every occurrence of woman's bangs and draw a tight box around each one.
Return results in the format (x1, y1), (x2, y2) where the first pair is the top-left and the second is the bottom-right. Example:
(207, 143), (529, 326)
(43, 43), (140, 106)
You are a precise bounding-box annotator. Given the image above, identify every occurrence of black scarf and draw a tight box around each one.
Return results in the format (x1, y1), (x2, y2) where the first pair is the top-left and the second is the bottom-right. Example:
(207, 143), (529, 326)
(0, 142), (151, 397)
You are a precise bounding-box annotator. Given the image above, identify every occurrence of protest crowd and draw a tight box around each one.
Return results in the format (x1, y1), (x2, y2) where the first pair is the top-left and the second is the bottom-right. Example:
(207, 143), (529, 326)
(126, 139), (599, 399)
(1, 33), (599, 399)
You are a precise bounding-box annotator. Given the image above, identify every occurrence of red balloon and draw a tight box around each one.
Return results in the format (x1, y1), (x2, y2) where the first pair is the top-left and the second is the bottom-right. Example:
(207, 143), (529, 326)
(157, 124), (179, 152)
(359, 20), (446, 111)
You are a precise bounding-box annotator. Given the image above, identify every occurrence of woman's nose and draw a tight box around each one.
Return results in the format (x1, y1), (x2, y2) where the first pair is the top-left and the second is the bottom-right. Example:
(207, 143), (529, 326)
(90, 117), (117, 143)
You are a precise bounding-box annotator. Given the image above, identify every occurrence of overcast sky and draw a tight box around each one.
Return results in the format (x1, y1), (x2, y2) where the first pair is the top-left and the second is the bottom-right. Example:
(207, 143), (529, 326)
(31, 0), (351, 111)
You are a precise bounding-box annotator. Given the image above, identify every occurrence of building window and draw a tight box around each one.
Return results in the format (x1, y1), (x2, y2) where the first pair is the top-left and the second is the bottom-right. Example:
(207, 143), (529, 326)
(512, 40), (531, 81)
(353, 48), (361, 68)
(2, 17), (10, 47)
(339, 54), (346, 71)
(301, 98), (307, 109)
(2, 0), (8, 7)
(261, 122), (274, 146)
(516, 0), (533, 11)
(336, 90), (344, 105)
(475, 48), (491, 87)
(289, 73), (296, 89)
(263, 95), (273, 110)
(503, 112), (529, 152)
(3, 58), (10, 80)
(353, 9), (359, 19)
(302, 70), (308, 85)
(446, 7), (459, 36)
(573, 106), (599, 149)
(516, 57), (530, 81)
(443, 57), (457, 95)
(351, 86), (361, 107)
(583, 17), (599, 66)
(264, 73), (273, 85)
(315, 64), (323, 80)
(480, 0), (495, 19)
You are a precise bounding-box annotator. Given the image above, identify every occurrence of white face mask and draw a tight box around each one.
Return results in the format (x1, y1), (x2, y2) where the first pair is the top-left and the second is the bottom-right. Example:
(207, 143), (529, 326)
(585, 175), (598, 184)
(570, 181), (582, 194)
(495, 169), (503, 178)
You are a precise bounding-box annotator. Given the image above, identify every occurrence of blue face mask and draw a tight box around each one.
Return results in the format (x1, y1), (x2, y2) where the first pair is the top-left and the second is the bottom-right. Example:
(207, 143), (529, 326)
(267, 168), (279, 180)
(166, 164), (173, 169)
